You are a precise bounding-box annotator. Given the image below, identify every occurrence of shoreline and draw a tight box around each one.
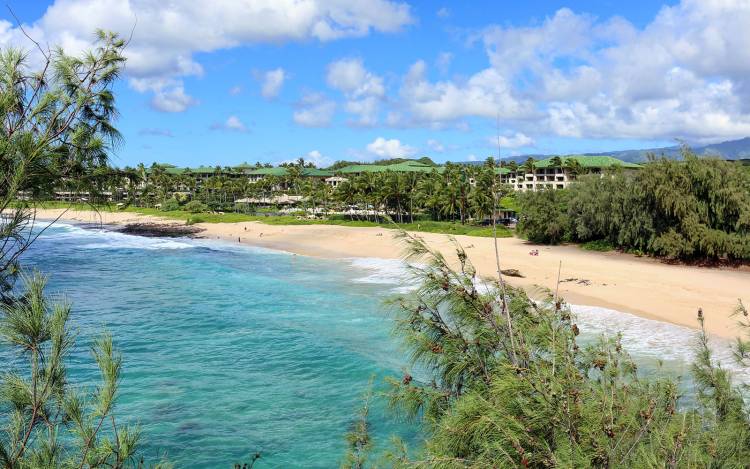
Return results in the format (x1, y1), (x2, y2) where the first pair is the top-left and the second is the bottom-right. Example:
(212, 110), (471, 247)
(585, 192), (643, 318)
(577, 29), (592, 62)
(31, 207), (749, 340)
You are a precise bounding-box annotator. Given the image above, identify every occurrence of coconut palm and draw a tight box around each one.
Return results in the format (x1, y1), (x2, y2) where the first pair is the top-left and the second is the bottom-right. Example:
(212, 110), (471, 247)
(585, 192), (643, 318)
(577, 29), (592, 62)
(521, 157), (536, 175)
(564, 158), (583, 179)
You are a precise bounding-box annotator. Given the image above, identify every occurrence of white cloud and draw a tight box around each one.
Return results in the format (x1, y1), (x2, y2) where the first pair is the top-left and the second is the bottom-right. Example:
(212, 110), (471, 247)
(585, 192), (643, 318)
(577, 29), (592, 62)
(211, 115), (249, 132)
(327, 58), (385, 97)
(437, 7), (450, 19)
(260, 68), (287, 99)
(398, 60), (535, 125)
(466, 154), (478, 161)
(293, 92), (336, 127)
(1, 0), (413, 111)
(137, 81), (197, 112)
(435, 52), (453, 74)
(366, 137), (416, 158)
(138, 128), (174, 137)
(304, 150), (333, 167)
(491, 132), (534, 149)
(226, 116), (247, 132)
(326, 58), (385, 126)
(427, 139), (445, 152)
(390, 1), (750, 142)
(279, 150), (333, 168)
(229, 85), (242, 95)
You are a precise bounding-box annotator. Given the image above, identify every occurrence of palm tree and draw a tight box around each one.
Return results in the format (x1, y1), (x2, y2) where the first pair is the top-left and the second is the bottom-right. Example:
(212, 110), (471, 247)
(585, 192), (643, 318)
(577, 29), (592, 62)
(563, 158), (583, 180)
(521, 157), (536, 175)
(335, 180), (358, 220)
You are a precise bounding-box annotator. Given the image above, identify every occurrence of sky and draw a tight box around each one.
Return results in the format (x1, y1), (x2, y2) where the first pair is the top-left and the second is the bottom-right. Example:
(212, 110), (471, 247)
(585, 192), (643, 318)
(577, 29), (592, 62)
(2, 0), (749, 168)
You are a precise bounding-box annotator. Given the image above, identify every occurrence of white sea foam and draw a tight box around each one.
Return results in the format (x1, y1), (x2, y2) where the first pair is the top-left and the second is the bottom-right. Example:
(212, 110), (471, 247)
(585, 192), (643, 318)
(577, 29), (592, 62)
(343, 256), (750, 383)
(571, 304), (750, 383)
(346, 257), (418, 293)
(45, 223), (194, 250)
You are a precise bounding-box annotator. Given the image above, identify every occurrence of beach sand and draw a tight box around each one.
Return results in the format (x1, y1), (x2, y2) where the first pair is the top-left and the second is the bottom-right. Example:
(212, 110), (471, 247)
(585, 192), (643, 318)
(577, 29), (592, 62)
(32, 208), (749, 340)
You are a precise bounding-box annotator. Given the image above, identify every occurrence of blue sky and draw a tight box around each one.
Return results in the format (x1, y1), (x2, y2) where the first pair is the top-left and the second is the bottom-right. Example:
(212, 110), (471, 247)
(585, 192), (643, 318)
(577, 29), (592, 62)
(3, 0), (748, 168)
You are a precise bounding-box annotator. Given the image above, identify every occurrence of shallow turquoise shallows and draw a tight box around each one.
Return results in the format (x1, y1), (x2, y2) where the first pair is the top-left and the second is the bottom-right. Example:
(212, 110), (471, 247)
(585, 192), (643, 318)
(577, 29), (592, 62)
(8, 223), (418, 468)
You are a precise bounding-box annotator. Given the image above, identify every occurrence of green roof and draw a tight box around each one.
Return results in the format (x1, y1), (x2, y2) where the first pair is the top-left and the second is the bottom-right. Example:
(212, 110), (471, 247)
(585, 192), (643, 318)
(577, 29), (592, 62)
(336, 160), (440, 174)
(534, 155), (641, 169)
(189, 166), (223, 173)
(247, 167), (333, 177)
(248, 167), (287, 176)
(162, 166), (185, 175)
(302, 168), (334, 177)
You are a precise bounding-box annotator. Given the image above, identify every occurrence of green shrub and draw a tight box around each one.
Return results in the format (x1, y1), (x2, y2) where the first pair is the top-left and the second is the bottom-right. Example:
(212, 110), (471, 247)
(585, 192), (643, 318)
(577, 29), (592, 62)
(516, 188), (571, 244)
(368, 235), (750, 468)
(580, 239), (615, 251)
(517, 150), (750, 261)
(184, 200), (208, 213)
(161, 197), (181, 211)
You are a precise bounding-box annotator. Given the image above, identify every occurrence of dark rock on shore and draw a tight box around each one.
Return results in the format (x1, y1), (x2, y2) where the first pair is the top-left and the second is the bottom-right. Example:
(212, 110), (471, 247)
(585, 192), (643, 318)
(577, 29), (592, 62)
(117, 223), (205, 238)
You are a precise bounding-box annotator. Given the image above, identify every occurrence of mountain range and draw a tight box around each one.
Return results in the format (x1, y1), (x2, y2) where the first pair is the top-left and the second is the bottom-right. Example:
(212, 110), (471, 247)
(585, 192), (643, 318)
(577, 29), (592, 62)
(494, 137), (750, 164)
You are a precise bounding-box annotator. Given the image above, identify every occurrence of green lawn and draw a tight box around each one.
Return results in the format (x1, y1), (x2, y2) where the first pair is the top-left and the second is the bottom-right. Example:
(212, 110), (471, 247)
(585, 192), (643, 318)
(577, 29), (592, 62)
(31, 201), (513, 238)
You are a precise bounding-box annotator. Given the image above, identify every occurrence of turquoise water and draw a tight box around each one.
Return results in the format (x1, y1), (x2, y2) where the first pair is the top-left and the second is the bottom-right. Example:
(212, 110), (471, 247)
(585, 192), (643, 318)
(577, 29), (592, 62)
(7, 223), (418, 467)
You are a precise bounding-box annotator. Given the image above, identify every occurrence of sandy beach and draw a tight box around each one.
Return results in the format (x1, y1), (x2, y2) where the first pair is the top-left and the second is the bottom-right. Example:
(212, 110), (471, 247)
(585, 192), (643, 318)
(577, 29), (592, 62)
(32, 208), (749, 340)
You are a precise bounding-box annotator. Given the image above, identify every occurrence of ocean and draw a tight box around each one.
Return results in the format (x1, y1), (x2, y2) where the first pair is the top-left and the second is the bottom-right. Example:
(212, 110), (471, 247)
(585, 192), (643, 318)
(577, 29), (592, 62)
(3, 222), (746, 467)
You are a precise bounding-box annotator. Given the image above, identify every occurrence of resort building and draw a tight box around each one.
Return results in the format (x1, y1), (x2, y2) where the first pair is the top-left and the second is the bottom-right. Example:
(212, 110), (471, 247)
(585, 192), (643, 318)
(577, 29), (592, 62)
(134, 155), (638, 196)
(324, 176), (348, 188)
(245, 167), (333, 185)
(499, 156), (641, 191)
(335, 160), (440, 177)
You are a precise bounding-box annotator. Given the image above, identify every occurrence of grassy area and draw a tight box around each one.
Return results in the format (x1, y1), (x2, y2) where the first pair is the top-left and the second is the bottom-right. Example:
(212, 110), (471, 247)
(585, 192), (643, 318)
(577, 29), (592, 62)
(31, 201), (513, 238)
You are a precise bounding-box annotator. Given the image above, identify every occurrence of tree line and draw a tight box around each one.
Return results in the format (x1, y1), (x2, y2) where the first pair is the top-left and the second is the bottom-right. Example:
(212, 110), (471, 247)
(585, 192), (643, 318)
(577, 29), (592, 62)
(517, 151), (750, 262)
(96, 160), (516, 226)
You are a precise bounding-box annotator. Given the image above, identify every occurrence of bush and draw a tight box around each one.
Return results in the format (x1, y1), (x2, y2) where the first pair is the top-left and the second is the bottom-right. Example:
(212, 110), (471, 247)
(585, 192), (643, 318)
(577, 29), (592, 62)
(361, 234), (750, 468)
(516, 188), (571, 244)
(161, 197), (181, 211)
(517, 150), (750, 261)
(581, 239), (615, 251)
(184, 200), (208, 213)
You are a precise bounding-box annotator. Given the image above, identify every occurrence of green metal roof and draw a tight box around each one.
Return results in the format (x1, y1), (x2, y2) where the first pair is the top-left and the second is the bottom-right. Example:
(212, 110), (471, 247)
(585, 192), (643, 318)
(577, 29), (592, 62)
(336, 161), (440, 174)
(161, 166), (185, 175)
(246, 167), (334, 177)
(302, 168), (334, 177)
(247, 167), (287, 176)
(534, 155), (641, 169)
(189, 166), (223, 173)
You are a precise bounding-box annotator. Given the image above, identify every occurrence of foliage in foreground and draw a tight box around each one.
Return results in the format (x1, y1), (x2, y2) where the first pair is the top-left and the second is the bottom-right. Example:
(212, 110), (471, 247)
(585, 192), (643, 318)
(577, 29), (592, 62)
(0, 275), (171, 468)
(342, 233), (750, 468)
(517, 149), (750, 261)
(0, 32), (163, 467)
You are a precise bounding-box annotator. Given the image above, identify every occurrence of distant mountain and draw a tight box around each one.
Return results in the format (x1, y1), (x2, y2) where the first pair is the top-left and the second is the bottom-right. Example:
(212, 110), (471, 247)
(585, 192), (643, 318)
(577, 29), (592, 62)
(462, 137), (750, 165)
(585, 137), (750, 163)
